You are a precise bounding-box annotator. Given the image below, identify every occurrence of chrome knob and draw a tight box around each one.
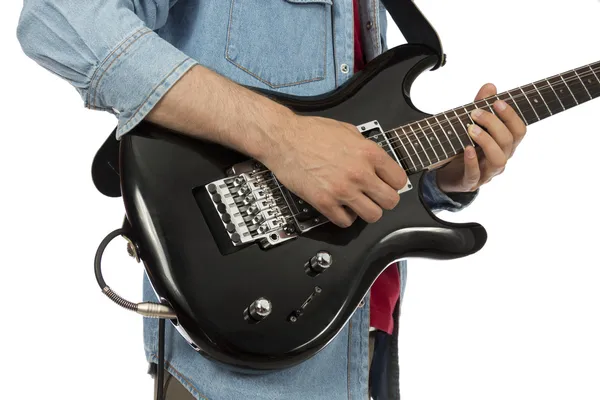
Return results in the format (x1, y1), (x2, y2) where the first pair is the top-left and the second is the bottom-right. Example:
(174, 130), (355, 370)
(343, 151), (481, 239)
(248, 298), (272, 321)
(309, 251), (332, 274)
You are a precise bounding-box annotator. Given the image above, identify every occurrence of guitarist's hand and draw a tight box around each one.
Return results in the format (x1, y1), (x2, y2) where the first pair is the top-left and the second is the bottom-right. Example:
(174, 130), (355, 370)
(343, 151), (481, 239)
(436, 83), (527, 193)
(261, 115), (408, 228)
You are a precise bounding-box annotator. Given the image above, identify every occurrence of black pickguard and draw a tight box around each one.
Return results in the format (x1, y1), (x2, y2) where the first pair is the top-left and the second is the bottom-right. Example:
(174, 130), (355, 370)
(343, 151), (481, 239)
(118, 44), (487, 371)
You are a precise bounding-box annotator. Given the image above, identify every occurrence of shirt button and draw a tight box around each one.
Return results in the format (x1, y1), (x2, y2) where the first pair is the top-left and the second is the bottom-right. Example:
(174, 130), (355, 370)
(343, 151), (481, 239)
(366, 21), (373, 30)
(340, 64), (349, 74)
(358, 299), (365, 308)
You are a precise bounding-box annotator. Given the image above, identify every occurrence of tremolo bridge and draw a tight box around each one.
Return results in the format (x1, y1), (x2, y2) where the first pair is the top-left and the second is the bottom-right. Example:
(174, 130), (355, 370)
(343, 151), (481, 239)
(205, 121), (412, 247)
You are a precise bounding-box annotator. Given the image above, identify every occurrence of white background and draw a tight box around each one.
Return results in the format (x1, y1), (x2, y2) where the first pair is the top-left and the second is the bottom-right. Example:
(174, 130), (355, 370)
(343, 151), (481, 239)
(1, 1), (599, 399)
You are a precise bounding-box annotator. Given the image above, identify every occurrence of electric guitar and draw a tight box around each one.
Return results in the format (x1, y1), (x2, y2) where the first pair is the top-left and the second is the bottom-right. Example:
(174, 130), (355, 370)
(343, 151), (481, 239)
(106, 44), (600, 371)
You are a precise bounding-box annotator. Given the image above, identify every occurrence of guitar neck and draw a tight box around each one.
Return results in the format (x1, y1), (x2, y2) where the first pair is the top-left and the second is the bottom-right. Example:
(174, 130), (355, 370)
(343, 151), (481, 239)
(384, 60), (600, 174)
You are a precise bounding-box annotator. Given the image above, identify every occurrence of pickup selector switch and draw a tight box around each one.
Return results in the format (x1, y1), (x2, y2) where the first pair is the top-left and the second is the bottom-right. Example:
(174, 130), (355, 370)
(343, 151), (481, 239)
(307, 251), (332, 276)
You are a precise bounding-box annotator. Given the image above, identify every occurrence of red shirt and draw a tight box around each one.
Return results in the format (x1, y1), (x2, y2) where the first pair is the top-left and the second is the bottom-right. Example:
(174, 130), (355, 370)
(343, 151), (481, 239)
(353, 0), (400, 334)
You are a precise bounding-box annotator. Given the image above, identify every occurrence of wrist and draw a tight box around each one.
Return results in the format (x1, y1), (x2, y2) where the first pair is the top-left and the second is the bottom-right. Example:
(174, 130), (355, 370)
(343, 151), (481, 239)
(247, 105), (299, 165)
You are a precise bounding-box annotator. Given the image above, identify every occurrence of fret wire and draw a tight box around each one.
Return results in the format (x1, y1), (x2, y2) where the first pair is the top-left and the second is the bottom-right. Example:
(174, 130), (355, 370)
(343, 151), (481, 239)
(405, 126), (426, 168)
(443, 113), (467, 149)
(453, 109), (475, 147)
(408, 123), (431, 165)
(482, 98), (496, 116)
(433, 115), (457, 153)
(376, 67), (600, 164)
(519, 86), (540, 121)
(506, 90), (527, 122)
(532, 82), (553, 116)
(545, 78), (566, 111)
(392, 129), (416, 172)
(381, 132), (402, 167)
(416, 121), (440, 163)
(560, 75), (579, 105)
(589, 65), (600, 85)
(425, 118), (448, 159)
(573, 69), (593, 100)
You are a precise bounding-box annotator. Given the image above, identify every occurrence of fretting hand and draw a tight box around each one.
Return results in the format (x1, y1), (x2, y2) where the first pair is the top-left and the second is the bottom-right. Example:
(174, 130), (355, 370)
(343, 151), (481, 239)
(436, 83), (528, 193)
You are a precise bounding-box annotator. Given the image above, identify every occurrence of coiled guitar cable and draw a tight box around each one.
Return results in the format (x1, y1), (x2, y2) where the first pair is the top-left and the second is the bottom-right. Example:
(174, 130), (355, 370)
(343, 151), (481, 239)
(94, 228), (176, 400)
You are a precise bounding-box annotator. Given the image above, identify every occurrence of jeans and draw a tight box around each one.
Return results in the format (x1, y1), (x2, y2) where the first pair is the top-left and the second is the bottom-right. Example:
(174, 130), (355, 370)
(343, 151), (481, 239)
(153, 332), (379, 400)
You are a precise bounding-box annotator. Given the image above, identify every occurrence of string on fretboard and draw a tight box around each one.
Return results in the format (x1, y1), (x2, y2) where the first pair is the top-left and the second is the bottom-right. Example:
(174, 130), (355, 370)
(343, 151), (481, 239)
(371, 61), (600, 174)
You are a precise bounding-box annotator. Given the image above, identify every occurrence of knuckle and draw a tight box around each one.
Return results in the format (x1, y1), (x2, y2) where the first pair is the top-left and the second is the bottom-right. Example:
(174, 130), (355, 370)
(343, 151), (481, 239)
(330, 181), (350, 198)
(347, 167), (367, 183)
(336, 217), (353, 228)
(364, 208), (383, 223)
(491, 157), (507, 169)
(383, 192), (400, 210)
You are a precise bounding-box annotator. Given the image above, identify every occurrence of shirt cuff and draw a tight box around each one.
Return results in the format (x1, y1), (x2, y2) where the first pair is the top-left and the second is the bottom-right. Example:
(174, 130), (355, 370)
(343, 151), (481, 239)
(86, 27), (198, 139)
(421, 169), (479, 213)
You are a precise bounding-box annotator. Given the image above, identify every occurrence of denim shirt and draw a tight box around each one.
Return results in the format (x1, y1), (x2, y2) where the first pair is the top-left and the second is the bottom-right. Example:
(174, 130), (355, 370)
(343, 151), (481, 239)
(17, 1), (477, 399)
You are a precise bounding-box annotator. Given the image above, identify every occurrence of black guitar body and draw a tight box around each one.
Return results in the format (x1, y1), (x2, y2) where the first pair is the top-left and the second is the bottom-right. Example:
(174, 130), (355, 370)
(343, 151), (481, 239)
(119, 44), (487, 371)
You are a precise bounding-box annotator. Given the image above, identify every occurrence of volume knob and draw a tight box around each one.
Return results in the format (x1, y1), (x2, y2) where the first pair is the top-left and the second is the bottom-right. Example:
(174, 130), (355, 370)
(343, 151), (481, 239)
(309, 251), (333, 274)
(248, 298), (272, 322)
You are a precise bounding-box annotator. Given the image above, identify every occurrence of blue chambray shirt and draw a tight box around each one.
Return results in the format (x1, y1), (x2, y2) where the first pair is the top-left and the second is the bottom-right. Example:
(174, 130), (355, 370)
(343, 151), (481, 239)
(17, 1), (477, 399)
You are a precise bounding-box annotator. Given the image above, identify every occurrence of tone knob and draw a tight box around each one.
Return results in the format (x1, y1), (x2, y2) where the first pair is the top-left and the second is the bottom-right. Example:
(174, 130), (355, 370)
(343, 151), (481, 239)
(248, 298), (272, 321)
(309, 251), (333, 274)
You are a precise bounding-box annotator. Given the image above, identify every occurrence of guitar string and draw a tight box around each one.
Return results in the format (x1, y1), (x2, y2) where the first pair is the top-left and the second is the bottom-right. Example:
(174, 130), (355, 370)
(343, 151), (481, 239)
(248, 76), (598, 189)
(235, 67), (600, 192)
(372, 66), (600, 148)
(372, 62), (600, 142)
(367, 71), (600, 167)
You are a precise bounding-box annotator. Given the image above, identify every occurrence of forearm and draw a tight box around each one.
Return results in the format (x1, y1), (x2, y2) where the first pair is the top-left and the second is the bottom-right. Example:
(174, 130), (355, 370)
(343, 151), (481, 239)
(147, 65), (294, 161)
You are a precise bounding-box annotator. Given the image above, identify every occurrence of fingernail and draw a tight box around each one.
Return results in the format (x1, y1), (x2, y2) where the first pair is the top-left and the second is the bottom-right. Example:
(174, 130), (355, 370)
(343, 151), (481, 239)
(469, 124), (482, 136)
(472, 109), (483, 118)
(495, 100), (507, 111)
(466, 147), (477, 159)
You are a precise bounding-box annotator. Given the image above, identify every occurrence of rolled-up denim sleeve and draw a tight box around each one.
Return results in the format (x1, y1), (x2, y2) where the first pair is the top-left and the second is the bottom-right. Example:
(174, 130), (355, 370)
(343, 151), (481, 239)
(16, 0), (198, 138)
(421, 170), (479, 213)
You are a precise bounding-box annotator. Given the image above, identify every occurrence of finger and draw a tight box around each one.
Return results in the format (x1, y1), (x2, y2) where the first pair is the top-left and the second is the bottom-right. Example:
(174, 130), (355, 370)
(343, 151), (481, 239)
(364, 176), (400, 210)
(471, 108), (513, 157)
(323, 204), (358, 228)
(467, 124), (507, 174)
(373, 149), (408, 191)
(492, 99), (527, 157)
(462, 146), (481, 191)
(346, 194), (383, 224)
(478, 158), (503, 186)
(474, 83), (497, 101)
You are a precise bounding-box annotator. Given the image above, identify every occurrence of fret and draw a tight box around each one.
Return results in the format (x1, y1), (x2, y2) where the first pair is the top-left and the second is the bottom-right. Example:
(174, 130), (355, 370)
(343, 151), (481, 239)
(424, 118), (449, 160)
(573, 69), (592, 99)
(582, 64), (600, 98)
(547, 75), (577, 110)
(519, 86), (541, 122)
(434, 114), (464, 153)
(391, 129), (417, 172)
(563, 70), (592, 104)
(536, 80), (565, 114)
(522, 83), (551, 120)
(404, 125), (426, 169)
(414, 121), (441, 164)
(482, 98), (497, 116)
(508, 88), (538, 124)
(390, 60), (600, 165)
(453, 107), (475, 147)
(505, 90), (527, 122)
(442, 111), (470, 149)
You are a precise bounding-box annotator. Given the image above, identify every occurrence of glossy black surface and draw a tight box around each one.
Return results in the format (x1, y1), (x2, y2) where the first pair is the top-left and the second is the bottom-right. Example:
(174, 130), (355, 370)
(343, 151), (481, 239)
(119, 44), (487, 371)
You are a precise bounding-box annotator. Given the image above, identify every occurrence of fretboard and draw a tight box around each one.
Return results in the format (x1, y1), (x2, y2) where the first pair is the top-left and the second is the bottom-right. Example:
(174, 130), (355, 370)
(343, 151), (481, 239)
(378, 61), (600, 174)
